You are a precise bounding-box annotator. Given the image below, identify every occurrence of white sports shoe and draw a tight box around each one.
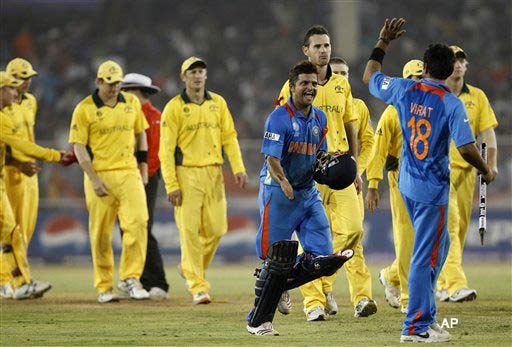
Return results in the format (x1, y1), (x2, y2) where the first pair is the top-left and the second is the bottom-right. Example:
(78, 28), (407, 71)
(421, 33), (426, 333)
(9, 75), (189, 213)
(307, 306), (327, 321)
(246, 321), (279, 336)
(0, 283), (14, 299)
(192, 291), (211, 304)
(13, 281), (52, 300)
(449, 288), (477, 302)
(436, 289), (450, 302)
(325, 292), (338, 315)
(400, 327), (450, 343)
(98, 291), (118, 303)
(379, 269), (401, 308)
(430, 322), (451, 339)
(354, 298), (378, 317)
(277, 290), (292, 315)
(149, 287), (168, 300)
(118, 278), (150, 300)
(401, 305), (408, 314)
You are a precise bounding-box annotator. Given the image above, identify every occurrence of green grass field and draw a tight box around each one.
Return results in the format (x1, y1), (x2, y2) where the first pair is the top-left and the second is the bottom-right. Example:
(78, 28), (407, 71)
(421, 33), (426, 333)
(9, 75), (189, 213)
(1, 262), (511, 346)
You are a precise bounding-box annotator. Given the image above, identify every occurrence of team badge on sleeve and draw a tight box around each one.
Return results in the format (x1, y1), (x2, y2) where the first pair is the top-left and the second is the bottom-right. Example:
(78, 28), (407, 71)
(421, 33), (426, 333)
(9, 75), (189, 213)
(381, 77), (392, 90)
(264, 131), (280, 141)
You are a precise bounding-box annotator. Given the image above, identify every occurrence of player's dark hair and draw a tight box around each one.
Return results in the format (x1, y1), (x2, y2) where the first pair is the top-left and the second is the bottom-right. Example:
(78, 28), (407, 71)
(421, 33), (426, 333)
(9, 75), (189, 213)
(289, 60), (318, 86)
(329, 57), (348, 65)
(303, 25), (330, 47)
(423, 44), (455, 80)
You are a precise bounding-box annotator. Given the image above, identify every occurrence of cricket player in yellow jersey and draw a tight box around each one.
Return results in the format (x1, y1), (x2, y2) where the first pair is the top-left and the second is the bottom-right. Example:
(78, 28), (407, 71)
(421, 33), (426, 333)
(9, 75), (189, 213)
(313, 57), (375, 316)
(1, 59), (43, 289)
(436, 46), (499, 303)
(159, 57), (247, 304)
(277, 26), (374, 320)
(69, 60), (150, 303)
(366, 60), (424, 314)
(0, 71), (66, 299)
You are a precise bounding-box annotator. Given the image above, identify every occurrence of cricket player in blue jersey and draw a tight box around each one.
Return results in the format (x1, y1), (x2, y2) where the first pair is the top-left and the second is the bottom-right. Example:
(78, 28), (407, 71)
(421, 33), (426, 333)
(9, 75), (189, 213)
(363, 18), (495, 343)
(246, 61), (355, 336)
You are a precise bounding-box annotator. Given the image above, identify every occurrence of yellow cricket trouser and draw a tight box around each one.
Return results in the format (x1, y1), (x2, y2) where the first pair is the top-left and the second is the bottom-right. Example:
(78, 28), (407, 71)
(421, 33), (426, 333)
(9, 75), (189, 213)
(4, 166), (39, 243)
(300, 183), (365, 311)
(174, 166), (227, 296)
(437, 167), (475, 295)
(0, 178), (31, 288)
(84, 169), (148, 294)
(381, 170), (414, 308)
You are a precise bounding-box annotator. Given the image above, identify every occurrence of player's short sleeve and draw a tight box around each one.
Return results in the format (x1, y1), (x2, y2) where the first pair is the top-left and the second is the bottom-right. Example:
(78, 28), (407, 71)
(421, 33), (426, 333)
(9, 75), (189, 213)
(132, 97), (149, 134)
(261, 111), (288, 160)
(477, 90), (498, 132)
(448, 97), (475, 148)
(69, 103), (89, 145)
(369, 71), (411, 106)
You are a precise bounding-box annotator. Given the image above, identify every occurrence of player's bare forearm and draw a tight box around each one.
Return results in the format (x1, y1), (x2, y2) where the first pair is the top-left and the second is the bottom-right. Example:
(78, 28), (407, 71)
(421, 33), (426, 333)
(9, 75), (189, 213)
(481, 127), (498, 175)
(74, 143), (109, 196)
(136, 131), (148, 151)
(457, 142), (495, 184)
(345, 121), (358, 159)
(267, 155), (294, 200)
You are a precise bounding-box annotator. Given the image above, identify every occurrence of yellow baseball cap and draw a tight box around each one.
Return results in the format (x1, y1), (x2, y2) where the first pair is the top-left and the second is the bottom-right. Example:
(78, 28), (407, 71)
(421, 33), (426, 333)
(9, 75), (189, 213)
(6, 58), (38, 78)
(180, 56), (207, 75)
(97, 60), (124, 83)
(450, 45), (467, 60)
(402, 60), (424, 79)
(0, 71), (23, 88)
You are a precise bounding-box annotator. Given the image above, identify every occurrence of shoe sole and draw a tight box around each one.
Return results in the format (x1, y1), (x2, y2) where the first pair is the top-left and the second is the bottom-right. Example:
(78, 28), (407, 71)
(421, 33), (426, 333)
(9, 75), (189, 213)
(379, 271), (400, 308)
(356, 302), (378, 317)
(98, 298), (120, 303)
(246, 325), (279, 336)
(449, 292), (477, 302)
(32, 284), (52, 299)
(194, 298), (211, 304)
(307, 314), (326, 322)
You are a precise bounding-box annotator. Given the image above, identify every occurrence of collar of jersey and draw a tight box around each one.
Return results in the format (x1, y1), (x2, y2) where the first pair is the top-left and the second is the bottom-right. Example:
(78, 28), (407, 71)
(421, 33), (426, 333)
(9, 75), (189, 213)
(92, 89), (126, 108)
(286, 98), (316, 120)
(420, 78), (451, 93)
(460, 82), (470, 94)
(180, 89), (212, 104)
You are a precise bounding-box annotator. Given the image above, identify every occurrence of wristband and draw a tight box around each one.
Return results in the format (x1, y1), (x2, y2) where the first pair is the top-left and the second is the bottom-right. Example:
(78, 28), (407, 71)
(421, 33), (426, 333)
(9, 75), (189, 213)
(136, 150), (148, 163)
(369, 47), (386, 64)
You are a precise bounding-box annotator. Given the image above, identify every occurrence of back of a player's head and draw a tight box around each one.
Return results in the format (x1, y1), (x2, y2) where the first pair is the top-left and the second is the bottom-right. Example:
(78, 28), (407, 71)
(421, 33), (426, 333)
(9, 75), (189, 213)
(329, 57), (348, 66)
(303, 25), (330, 47)
(289, 60), (318, 86)
(423, 44), (455, 80)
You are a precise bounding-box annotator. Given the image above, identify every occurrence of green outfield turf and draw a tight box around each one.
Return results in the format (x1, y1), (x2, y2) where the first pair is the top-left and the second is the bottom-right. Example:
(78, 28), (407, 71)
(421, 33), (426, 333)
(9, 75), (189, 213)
(1, 261), (511, 346)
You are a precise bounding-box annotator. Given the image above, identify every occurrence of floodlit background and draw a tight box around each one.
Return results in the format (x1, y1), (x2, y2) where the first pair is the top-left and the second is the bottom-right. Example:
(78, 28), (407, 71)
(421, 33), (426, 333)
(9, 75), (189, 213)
(0, 0), (510, 262)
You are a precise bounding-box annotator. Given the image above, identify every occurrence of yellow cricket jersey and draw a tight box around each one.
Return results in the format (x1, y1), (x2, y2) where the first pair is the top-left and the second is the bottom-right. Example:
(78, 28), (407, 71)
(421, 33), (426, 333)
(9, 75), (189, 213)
(353, 98), (374, 175)
(450, 83), (498, 169)
(159, 90), (246, 193)
(367, 105), (402, 189)
(6, 93), (37, 162)
(0, 108), (60, 177)
(278, 66), (357, 154)
(69, 90), (149, 172)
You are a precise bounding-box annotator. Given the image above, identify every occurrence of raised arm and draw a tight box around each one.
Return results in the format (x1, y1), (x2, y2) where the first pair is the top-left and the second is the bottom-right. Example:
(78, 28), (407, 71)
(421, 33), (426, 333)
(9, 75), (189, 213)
(363, 18), (406, 85)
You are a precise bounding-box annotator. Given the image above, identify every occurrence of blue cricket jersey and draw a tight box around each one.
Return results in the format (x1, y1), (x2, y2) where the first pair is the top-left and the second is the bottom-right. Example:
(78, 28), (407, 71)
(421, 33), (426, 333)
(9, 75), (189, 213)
(260, 98), (328, 190)
(369, 72), (475, 204)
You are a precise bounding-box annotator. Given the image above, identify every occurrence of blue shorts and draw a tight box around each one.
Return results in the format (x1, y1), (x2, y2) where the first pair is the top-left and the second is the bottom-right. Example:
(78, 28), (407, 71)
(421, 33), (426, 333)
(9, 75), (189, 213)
(255, 183), (332, 259)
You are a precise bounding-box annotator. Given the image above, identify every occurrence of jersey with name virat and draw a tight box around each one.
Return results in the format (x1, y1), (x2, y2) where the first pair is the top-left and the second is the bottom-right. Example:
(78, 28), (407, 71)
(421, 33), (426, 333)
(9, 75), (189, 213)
(278, 66), (356, 154)
(260, 98), (327, 190)
(370, 72), (474, 205)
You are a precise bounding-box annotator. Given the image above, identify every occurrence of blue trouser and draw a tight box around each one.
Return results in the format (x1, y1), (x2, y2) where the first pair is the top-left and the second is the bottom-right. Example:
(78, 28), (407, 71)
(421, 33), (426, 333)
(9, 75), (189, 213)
(401, 194), (450, 336)
(255, 183), (332, 259)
